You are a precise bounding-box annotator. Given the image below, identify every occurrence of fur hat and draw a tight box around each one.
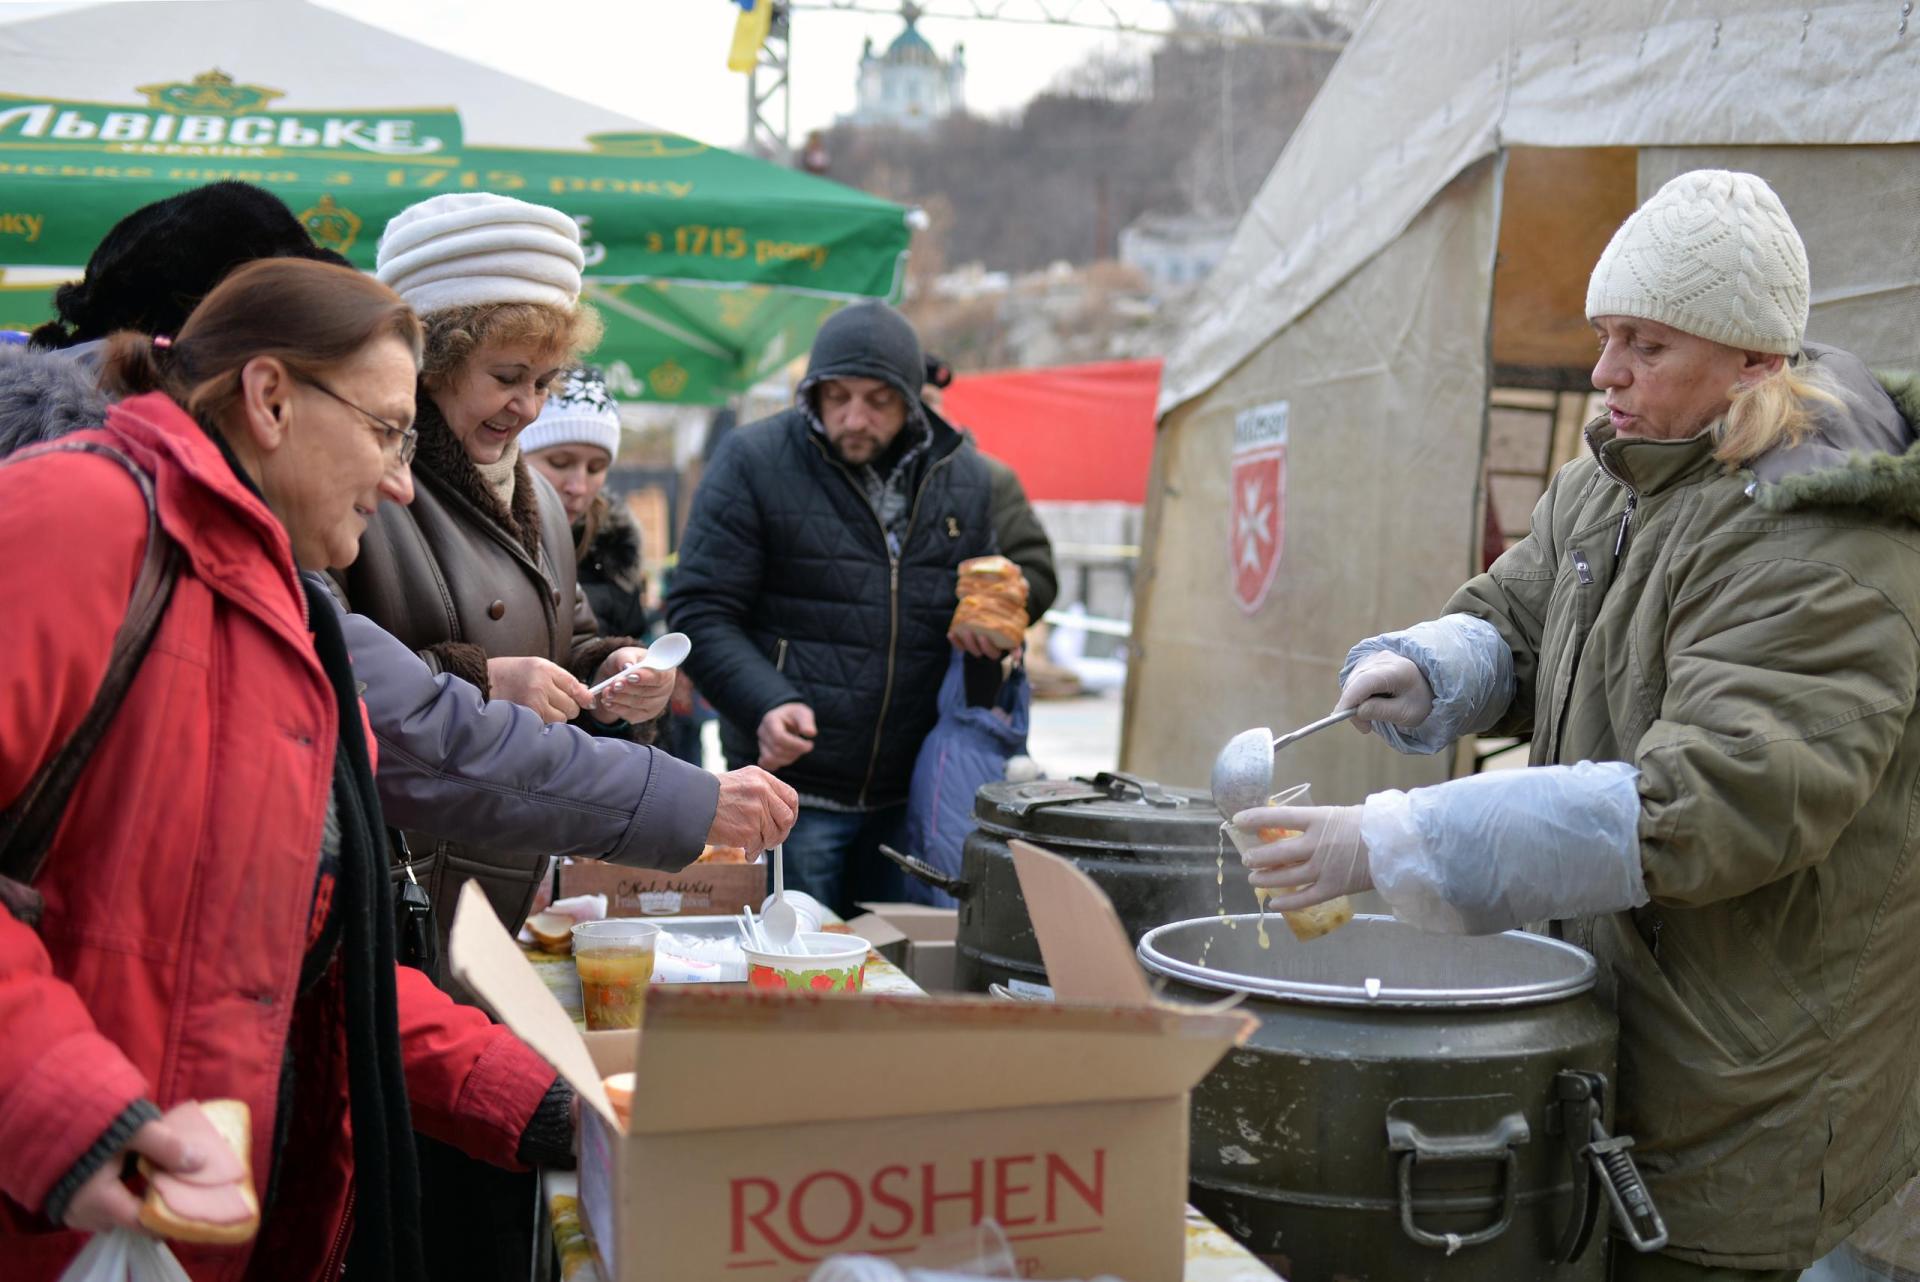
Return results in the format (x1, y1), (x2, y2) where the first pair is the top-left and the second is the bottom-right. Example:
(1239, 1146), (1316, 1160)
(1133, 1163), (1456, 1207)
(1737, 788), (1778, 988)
(1586, 169), (1809, 356)
(376, 193), (585, 314)
(31, 182), (344, 349)
(520, 366), (622, 459)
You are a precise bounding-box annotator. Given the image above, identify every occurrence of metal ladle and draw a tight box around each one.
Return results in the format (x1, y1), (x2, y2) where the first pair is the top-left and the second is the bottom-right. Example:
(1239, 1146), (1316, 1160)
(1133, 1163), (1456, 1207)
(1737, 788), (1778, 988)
(1209, 707), (1362, 820)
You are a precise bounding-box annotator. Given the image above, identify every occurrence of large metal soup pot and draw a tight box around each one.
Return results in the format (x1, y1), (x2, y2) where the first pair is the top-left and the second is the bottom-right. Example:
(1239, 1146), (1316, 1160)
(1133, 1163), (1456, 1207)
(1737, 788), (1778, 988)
(1139, 914), (1661, 1281)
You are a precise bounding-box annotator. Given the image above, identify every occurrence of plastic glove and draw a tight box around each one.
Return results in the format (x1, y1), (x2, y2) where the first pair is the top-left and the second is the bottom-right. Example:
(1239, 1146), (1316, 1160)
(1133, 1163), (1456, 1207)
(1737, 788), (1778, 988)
(1335, 652), (1433, 736)
(1340, 614), (1515, 756)
(1361, 761), (1645, 935)
(1233, 803), (1373, 912)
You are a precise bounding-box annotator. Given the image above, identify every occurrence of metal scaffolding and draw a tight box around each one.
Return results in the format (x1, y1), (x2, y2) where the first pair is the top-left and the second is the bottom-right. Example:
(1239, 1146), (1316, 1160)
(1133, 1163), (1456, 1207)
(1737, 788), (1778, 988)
(746, 0), (1359, 160)
(746, 4), (795, 162)
(792, 0), (1355, 49)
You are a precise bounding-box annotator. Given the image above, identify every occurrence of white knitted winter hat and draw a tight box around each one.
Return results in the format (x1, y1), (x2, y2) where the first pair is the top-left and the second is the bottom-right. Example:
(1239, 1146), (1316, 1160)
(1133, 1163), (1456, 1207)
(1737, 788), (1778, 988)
(1586, 169), (1809, 356)
(520, 366), (622, 458)
(376, 193), (585, 314)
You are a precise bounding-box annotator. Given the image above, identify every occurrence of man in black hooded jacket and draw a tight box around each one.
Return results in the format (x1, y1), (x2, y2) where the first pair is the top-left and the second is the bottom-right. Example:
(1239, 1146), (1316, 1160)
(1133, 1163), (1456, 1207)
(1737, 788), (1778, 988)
(669, 302), (1003, 914)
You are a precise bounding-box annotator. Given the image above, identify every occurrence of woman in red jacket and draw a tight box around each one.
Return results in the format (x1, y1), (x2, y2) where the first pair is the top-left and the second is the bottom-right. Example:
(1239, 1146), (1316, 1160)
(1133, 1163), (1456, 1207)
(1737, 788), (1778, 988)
(0, 258), (565, 1282)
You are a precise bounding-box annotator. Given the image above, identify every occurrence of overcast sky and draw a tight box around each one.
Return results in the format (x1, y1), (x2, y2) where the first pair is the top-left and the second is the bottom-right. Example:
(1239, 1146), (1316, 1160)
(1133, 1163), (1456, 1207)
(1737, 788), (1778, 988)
(319, 0), (1168, 146)
(0, 0), (1214, 147)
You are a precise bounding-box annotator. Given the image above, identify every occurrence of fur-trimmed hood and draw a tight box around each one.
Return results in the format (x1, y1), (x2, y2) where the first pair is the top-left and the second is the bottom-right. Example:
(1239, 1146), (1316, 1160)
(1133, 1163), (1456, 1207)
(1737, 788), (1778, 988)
(1747, 342), (1920, 519)
(0, 344), (109, 455)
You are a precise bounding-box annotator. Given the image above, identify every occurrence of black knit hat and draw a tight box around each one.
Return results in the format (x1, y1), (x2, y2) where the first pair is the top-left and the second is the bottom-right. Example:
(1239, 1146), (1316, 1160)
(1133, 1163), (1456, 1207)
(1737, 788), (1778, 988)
(30, 181), (348, 349)
(801, 300), (925, 408)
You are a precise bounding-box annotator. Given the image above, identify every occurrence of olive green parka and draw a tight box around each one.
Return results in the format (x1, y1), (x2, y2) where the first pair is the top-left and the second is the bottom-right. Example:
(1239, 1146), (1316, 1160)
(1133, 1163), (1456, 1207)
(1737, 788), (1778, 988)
(1448, 345), (1920, 1268)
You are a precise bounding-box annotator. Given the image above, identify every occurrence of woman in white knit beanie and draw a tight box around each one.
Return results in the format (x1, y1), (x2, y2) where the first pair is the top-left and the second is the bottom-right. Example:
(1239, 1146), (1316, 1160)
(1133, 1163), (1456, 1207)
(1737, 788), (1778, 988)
(1583, 167), (1840, 465)
(523, 365), (654, 640)
(1235, 169), (1920, 1282)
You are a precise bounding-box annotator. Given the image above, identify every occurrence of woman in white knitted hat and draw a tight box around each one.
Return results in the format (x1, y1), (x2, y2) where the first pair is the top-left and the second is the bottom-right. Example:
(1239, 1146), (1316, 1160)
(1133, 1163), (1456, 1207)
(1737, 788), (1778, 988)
(1233, 169), (1920, 1280)
(334, 192), (676, 1282)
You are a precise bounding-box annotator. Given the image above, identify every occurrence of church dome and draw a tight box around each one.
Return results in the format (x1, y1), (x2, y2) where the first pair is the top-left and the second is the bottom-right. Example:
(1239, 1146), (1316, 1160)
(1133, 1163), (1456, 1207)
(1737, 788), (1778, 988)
(885, 21), (940, 67)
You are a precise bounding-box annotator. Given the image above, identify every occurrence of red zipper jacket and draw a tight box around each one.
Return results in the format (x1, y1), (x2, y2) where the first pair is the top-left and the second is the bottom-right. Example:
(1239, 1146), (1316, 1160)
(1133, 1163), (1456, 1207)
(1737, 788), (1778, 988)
(0, 394), (558, 1281)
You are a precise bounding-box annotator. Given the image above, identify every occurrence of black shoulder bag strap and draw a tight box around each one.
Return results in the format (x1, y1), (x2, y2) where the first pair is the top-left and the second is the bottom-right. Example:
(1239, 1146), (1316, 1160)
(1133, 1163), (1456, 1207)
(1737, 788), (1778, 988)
(0, 441), (181, 926)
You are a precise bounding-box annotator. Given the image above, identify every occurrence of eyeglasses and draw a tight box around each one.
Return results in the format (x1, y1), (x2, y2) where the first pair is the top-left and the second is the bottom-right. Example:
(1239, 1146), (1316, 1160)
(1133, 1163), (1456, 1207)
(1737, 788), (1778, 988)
(296, 374), (418, 466)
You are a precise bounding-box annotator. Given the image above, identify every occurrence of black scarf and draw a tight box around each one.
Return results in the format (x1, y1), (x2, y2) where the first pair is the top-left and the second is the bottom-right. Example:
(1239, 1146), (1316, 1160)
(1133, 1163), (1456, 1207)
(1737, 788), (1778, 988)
(300, 578), (426, 1281)
(195, 420), (425, 1277)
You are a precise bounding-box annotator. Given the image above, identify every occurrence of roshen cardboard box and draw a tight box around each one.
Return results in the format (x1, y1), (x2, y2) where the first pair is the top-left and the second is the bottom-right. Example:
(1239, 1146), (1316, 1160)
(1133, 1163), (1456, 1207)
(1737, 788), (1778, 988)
(847, 902), (957, 992)
(449, 842), (1252, 1282)
(556, 853), (765, 918)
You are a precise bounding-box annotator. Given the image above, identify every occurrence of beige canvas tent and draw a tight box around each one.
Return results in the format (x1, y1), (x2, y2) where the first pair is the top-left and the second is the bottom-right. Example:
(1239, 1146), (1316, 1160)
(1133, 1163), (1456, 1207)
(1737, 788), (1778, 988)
(1122, 0), (1920, 803)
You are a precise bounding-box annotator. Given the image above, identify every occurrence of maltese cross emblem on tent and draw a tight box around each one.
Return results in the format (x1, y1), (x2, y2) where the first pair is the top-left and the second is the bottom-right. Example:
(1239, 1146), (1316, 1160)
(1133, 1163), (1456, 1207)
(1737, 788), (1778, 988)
(1229, 401), (1288, 615)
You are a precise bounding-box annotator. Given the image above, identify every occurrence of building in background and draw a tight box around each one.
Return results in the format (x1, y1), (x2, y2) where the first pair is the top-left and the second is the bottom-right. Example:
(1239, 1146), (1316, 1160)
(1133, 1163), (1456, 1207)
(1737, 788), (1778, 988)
(1117, 212), (1238, 294)
(846, 3), (965, 132)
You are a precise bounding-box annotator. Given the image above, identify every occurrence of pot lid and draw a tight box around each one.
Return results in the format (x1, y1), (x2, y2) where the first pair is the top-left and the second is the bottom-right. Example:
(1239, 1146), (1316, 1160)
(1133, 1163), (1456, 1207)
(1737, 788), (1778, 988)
(972, 773), (1228, 853)
(1137, 914), (1598, 1010)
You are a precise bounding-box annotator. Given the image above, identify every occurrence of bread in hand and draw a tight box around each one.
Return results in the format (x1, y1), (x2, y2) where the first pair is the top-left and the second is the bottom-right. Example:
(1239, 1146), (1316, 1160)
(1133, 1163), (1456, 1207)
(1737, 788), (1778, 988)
(951, 555), (1031, 649)
(138, 1099), (259, 1246)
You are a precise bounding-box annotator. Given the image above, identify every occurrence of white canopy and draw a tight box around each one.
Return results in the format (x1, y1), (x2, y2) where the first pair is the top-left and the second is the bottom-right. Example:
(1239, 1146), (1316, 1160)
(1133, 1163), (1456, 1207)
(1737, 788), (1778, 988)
(0, 0), (646, 149)
(1126, 0), (1920, 802)
(1163, 1), (1920, 413)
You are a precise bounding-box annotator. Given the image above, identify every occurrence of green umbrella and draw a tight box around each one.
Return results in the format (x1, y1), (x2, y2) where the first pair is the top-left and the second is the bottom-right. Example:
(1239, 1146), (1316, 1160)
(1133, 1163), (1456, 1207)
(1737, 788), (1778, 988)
(0, 5), (913, 402)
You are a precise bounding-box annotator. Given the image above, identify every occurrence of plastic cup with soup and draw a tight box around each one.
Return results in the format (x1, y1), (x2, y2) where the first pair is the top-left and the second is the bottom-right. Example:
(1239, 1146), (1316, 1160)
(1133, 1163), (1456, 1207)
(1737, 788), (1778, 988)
(572, 919), (659, 1030)
(1227, 782), (1354, 943)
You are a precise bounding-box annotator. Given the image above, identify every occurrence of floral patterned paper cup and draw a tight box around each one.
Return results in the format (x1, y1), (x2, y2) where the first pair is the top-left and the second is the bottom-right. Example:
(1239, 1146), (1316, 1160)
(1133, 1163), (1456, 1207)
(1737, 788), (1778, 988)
(743, 932), (870, 994)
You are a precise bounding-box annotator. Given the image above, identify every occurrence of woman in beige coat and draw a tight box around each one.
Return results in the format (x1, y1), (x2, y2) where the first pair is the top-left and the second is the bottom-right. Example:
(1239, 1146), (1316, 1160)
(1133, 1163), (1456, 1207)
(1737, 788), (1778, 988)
(332, 193), (676, 1282)
(337, 193), (675, 941)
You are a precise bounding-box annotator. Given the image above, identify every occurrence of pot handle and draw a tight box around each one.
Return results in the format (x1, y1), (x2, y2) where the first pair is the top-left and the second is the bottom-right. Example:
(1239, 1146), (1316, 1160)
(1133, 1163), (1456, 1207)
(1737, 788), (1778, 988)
(1385, 1111), (1529, 1253)
(877, 844), (971, 900)
(1090, 771), (1187, 808)
(1551, 1070), (1668, 1259)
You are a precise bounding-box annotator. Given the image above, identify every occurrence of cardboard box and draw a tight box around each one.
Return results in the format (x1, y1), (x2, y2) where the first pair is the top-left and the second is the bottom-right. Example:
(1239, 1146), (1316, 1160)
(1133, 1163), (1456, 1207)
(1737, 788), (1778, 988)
(451, 843), (1251, 1282)
(556, 854), (765, 918)
(848, 902), (958, 993)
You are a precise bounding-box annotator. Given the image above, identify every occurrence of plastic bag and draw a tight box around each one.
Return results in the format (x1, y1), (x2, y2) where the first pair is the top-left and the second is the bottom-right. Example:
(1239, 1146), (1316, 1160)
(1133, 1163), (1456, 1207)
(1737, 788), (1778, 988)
(1362, 761), (1646, 935)
(58, 1229), (192, 1282)
(1811, 1176), (1920, 1278)
(903, 651), (1030, 907)
(1341, 613), (1515, 755)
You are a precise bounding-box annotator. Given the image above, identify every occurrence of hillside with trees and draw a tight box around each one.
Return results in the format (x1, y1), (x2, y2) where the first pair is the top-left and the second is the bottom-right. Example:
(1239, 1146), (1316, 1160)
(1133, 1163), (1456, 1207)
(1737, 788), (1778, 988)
(819, 5), (1349, 276)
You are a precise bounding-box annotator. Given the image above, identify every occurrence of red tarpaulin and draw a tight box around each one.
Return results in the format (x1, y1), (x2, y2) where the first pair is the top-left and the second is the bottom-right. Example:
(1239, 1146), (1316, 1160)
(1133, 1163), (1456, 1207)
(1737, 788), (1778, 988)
(939, 359), (1161, 503)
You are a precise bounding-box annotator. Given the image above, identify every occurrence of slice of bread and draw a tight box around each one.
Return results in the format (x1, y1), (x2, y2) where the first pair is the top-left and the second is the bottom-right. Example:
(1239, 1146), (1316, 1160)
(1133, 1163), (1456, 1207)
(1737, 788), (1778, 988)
(138, 1099), (260, 1246)
(525, 910), (576, 955)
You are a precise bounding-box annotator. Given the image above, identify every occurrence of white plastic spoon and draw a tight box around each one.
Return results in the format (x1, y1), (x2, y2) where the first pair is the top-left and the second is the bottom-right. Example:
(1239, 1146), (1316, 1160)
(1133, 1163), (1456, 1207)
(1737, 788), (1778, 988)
(587, 632), (692, 699)
(762, 844), (800, 953)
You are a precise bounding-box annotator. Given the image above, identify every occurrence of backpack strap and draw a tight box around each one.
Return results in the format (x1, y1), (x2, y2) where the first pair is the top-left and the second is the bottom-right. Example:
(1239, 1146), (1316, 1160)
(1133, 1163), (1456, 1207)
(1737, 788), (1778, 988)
(0, 441), (181, 925)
